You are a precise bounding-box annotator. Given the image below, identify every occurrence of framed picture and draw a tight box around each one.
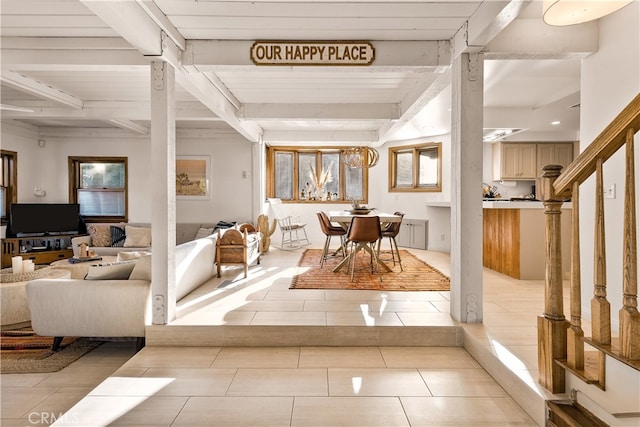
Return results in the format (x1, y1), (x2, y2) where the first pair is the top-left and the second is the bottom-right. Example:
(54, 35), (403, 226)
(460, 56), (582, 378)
(176, 155), (210, 200)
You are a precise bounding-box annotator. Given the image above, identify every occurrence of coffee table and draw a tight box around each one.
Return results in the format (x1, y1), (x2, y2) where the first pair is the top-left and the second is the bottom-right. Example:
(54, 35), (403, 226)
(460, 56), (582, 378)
(51, 256), (117, 279)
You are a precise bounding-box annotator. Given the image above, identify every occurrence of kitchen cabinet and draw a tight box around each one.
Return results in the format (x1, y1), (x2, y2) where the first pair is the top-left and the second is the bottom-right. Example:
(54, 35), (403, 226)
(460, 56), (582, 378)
(396, 219), (427, 250)
(492, 142), (537, 180)
(537, 143), (574, 176)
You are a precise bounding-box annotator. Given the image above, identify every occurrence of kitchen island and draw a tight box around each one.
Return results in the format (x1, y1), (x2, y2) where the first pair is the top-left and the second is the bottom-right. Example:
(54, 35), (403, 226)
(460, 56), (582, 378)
(482, 201), (572, 280)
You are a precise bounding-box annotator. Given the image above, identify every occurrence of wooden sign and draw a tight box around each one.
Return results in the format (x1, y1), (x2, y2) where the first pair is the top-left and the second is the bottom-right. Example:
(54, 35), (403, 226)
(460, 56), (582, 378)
(250, 41), (375, 66)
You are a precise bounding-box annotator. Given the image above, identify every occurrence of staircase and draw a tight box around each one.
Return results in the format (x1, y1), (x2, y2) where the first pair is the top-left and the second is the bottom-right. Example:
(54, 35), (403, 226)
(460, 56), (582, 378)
(538, 92), (640, 425)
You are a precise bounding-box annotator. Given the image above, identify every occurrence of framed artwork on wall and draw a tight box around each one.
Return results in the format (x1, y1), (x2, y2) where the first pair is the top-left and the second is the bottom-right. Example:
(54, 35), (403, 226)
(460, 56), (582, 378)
(176, 155), (210, 200)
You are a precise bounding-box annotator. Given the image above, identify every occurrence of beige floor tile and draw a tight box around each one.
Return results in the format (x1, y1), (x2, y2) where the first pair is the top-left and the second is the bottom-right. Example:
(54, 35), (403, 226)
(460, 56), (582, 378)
(35, 364), (123, 388)
(172, 396), (294, 426)
(401, 396), (537, 426)
(121, 347), (221, 368)
(226, 368), (328, 396)
(303, 299), (375, 311)
(211, 347), (301, 368)
(0, 386), (58, 418)
(419, 368), (508, 397)
(91, 368), (237, 397)
(328, 368), (431, 396)
(326, 311), (403, 326)
(483, 312), (539, 327)
(235, 299), (305, 311)
(26, 386), (95, 420)
(298, 347), (385, 368)
(250, 311), (326, 325)
(291, 396), (409, 427)
(265, 289), (325, 300)
(0, 372), (49, 387)
(53, 396), (187, 426)
(506, 345), (539, 369)
(380, 347), (480, 369)
(397, 312), (460, 326)
(173, 310), (256, 325)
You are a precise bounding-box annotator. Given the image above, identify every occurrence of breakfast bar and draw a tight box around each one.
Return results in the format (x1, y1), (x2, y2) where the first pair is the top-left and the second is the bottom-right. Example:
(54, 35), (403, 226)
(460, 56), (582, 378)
(482, 201), (572, 280)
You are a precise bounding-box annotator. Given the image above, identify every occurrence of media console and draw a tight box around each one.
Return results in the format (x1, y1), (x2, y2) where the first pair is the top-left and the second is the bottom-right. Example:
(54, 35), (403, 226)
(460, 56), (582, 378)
(1, 237), (74, 268)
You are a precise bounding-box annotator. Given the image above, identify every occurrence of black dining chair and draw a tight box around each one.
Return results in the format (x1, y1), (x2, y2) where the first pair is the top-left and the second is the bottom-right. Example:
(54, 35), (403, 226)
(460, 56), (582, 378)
(377, 211), (405, 271)
(316, 211), (347, 268)
(345, 215), (382, 282)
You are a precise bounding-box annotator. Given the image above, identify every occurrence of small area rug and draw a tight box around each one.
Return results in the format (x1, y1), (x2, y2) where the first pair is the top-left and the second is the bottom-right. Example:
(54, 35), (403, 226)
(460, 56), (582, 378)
(1, 328), (102, 374)
(290, 249), (450, 291)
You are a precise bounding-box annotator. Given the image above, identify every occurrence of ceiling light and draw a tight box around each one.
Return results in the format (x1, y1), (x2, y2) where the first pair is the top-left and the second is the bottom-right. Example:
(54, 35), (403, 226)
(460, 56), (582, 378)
(343, 147), (379, 168)
(551, 121), (561, 125)
(543, 0), (633, 26)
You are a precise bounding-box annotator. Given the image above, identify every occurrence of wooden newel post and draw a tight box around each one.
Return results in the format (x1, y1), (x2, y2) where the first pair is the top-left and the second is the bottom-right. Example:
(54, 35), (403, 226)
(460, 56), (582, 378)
(538, 164), (570, 393)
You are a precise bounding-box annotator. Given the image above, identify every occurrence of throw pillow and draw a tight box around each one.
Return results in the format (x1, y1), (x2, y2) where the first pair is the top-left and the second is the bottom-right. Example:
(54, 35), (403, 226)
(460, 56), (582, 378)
(129, 255), (151, 281)
(195, 227), (214, 239)
(124, 226), (151, 247)
(87, 223), (112, 247)
(85, 260), (137, 280)
(117, 251), (152, 262)
(110, 226), (126, 247)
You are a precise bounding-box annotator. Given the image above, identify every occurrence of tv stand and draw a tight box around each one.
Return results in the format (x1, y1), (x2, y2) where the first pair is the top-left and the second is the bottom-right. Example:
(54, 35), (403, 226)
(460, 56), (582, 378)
(1, 237), (74, 268)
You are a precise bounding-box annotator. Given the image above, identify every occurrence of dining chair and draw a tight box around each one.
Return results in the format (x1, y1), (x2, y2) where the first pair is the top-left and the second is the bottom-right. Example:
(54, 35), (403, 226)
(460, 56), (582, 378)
(267, 198), (310, 249)
(316, 211), (347, 268)
(345, 215), (382, 282)
(377, 211), (405, 271)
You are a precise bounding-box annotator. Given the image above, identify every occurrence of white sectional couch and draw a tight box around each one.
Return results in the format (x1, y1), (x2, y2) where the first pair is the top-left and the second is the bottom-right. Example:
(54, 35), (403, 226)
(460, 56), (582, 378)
(71, 222), (217, 257)
(27, 233), (217, 350)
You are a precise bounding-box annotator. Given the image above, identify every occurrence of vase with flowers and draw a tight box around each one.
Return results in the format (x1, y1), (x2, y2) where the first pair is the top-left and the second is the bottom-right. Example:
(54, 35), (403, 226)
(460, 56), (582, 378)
(309, 163), (333, 201)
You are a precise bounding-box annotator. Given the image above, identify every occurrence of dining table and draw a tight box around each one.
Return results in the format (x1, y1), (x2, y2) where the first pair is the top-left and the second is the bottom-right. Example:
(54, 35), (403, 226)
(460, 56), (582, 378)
(327, 210), (403, 273)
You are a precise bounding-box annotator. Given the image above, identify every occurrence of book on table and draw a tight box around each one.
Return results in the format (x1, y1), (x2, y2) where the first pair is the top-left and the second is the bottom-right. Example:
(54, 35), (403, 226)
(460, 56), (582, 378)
(68, 256), (103, 264)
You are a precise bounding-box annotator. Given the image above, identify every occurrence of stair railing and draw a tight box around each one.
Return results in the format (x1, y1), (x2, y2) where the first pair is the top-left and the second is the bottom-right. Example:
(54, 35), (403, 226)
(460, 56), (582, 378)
(538, 92), (640, 394)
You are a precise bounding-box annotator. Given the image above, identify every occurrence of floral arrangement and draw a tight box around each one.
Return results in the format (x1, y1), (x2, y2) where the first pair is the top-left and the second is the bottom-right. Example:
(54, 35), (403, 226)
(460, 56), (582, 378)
(308, 163), (333, 191)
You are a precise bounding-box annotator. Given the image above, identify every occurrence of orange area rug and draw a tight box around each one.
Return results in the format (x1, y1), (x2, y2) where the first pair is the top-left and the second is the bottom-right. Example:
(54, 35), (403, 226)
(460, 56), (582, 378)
(290, 249), (450, 291)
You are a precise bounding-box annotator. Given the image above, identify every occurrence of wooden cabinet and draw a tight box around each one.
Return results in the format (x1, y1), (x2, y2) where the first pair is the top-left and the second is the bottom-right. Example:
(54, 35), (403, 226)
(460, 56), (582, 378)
(482, 207), (571, 279)
(537, 143), (574, 174)
(396, 219), (427, 250)
(492, 143), (537, 180)
(2, 237), (74, 268)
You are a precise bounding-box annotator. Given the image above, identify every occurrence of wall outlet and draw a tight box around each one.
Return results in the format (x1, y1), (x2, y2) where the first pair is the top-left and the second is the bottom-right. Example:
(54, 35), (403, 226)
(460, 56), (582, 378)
(604, 184), (616, 199)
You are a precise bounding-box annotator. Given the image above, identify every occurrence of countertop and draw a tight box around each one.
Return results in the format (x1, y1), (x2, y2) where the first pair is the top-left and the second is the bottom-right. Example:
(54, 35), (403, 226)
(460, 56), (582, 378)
(483, 200), (572, 209)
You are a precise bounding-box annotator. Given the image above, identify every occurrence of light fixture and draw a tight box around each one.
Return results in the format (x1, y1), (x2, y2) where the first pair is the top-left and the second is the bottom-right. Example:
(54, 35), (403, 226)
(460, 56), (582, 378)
(343, 146), (379, 168)
(551, 121), (561, 125)
(543, 0), (633, 26)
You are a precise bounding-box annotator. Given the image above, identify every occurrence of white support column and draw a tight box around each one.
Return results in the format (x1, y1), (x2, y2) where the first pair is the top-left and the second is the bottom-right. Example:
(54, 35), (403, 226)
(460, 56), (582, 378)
(150, 60), (177, 324)
(450, 53), (484, 323)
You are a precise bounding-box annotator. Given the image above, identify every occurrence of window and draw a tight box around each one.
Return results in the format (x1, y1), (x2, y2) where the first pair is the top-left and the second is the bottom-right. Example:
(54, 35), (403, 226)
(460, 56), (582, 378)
(69, 157), (128, 222)
(1, 150), (17, 225)
(389, 142), (442, 192)
(266, 146), (368, 202)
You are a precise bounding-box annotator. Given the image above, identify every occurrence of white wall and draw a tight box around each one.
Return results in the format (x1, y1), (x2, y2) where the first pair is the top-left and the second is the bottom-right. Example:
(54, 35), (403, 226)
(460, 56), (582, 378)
(573, 2), (640, 423)
(580, 2), (640, 332)
(0, 125), (255, 225)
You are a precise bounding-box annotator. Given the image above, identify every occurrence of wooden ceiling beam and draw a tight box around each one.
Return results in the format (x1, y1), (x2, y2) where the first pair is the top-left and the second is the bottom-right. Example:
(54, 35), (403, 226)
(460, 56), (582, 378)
(0, 70), (84, 109)
(240, 103), (399, 120)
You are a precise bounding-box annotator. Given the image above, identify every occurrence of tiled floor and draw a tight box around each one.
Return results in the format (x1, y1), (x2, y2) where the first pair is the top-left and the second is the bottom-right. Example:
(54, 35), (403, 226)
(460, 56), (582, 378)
(1, 247), (556, 426)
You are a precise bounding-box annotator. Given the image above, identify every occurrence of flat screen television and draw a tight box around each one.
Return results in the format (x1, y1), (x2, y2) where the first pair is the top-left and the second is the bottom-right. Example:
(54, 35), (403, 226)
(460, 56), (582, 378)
(9, 203), (81, 237)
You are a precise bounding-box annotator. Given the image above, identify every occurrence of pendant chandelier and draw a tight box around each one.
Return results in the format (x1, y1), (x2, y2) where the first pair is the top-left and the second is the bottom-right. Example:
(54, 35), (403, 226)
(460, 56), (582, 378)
(343, 146), (379, 168)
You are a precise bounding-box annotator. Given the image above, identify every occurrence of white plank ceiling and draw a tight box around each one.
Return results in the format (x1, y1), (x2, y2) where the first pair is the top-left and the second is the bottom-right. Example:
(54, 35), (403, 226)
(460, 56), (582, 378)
(0, 0), (586, 144)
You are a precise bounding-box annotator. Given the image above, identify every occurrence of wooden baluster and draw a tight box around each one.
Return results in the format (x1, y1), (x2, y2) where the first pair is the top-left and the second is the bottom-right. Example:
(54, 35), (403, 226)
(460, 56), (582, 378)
(592, 158), (611, 345)
(620, 128), (640, 360)
(567, 181), (584, 370)
(538, 164), (569, 393)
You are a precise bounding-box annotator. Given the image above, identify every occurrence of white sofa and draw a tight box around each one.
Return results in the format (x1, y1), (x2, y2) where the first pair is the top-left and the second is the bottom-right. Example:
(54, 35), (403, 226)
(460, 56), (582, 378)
(71, 222), (218, 257)
(27, 234), (217, 350)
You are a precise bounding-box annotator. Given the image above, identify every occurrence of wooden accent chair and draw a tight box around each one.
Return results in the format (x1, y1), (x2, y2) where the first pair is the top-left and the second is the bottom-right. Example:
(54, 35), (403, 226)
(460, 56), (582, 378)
(215, 227), (261, 279)
(345, 215), (382, 282)
(377, 211), (405, 271)
(316, 211), (347, 268)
